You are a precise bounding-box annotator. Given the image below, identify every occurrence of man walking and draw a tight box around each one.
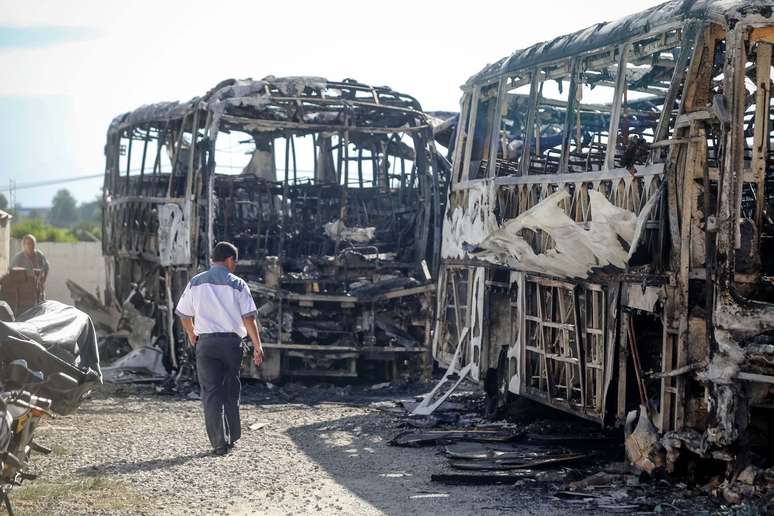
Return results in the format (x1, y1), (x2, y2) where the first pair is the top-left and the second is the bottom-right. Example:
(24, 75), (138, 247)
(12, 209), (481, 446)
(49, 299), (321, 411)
(175, 241), (264, 455)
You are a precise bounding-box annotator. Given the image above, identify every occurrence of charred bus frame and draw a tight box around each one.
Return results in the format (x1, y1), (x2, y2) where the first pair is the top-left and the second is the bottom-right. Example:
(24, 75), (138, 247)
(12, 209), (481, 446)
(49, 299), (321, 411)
(428, 0), (774, 472)
(102, 77), (447, 381)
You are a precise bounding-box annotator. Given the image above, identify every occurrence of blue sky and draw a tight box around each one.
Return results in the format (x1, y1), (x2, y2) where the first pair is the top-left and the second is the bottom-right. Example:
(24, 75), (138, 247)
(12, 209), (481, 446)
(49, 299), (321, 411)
(0, 0), (664, 207)
(0, 95), (95, 207)
(0, 25), (97, 49)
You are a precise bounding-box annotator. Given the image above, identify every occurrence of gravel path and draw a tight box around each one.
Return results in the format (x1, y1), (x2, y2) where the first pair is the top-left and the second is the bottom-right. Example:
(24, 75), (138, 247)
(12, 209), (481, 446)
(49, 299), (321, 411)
(10, 382), (735, 516)
(10, 383), (579, 516)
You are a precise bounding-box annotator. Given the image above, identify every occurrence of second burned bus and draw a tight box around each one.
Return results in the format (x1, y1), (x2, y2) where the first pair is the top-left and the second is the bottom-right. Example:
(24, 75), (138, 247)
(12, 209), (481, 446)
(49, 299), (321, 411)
(426, 0), (774, 471)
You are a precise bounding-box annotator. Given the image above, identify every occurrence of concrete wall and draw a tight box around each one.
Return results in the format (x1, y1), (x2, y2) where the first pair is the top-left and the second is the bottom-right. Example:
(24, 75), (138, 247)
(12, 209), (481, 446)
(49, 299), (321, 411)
(9, 239), (106, 305)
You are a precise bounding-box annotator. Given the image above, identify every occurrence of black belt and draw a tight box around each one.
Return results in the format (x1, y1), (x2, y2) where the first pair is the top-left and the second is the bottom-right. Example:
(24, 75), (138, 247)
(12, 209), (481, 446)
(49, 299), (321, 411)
(199, 332), (240, 338)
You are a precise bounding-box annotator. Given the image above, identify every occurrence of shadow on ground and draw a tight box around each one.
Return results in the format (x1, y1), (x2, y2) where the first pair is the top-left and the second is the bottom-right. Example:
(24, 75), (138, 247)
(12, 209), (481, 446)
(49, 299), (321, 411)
(282, 399), (600, 515)
(76, 451), (211, 476)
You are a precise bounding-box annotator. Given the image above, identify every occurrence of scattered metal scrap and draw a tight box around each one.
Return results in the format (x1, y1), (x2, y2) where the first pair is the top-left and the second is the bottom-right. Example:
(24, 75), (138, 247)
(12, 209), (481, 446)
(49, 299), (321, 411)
(101, 347), (167, 383)
(67, 279), (166, 382)
(427, 436), (594, 485)
(390, 429), (520, 447)
(430, 471), (537, 486)
(444, 442), (560, 460)
(448, 452), (589, 472)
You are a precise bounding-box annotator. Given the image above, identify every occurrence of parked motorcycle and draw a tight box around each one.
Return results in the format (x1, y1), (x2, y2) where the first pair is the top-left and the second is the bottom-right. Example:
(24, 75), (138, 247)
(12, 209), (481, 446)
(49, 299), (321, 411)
(0, 300), (102, 515)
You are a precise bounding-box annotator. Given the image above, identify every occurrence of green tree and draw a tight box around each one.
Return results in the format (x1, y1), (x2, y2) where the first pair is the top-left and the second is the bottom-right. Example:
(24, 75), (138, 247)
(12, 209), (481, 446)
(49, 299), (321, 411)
(0, 193), (7, 211)
(47, 189), (78, 228)
(78, 196), (102, 224)
(11, 218), (77, 243)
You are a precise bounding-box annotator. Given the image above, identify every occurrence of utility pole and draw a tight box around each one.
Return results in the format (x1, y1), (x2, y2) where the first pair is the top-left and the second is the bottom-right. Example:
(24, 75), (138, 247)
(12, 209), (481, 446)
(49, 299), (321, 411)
(8, 179), (16, 215)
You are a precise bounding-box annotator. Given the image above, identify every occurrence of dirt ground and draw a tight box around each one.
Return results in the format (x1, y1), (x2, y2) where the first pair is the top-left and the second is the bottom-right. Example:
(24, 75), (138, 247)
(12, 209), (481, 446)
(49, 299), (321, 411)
(6, 382), (762, 515)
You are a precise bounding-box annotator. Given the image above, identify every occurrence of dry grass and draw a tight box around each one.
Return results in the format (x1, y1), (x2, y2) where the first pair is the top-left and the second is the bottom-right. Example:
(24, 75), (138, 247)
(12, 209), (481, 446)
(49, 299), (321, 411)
(50, 444), (68, 456)
(11, 476), (152, 515)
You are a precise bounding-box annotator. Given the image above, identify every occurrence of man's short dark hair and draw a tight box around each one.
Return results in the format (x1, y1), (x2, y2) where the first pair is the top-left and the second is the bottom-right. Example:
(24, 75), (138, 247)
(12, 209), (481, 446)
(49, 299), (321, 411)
(212, 241), (238, 262)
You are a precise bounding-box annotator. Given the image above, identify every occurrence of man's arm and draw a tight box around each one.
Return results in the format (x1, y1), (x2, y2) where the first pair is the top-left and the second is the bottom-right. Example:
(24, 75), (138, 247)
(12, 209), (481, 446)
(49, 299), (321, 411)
(180, 317), (197, 347)
(238, 282), (263, 366)
(175, 284), (196, 346)
(39, 252), (49, 282)
(243, 315), (263, 366)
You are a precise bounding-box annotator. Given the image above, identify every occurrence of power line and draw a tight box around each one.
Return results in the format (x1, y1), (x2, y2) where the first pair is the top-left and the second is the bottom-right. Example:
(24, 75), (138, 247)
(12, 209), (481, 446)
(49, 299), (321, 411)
(0, 174), (103, 192)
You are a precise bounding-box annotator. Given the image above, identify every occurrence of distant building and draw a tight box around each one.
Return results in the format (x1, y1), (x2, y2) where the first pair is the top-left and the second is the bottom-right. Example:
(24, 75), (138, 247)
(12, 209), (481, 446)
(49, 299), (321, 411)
(0, 210), (12, 274)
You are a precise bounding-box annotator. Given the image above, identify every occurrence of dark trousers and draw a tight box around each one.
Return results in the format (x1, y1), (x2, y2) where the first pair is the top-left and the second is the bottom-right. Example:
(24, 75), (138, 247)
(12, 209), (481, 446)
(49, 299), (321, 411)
(195, 334), (242, 449)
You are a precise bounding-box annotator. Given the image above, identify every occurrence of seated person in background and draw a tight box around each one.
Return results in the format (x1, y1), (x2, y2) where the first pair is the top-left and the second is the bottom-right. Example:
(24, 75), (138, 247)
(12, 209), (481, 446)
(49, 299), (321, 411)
(12, 234), (50, 285)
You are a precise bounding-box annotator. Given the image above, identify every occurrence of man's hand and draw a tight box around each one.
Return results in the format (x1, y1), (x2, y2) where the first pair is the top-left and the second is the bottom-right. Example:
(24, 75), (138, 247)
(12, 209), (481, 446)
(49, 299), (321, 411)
(253, 345), (264, 367)
(187, 333), (198, 347)
(243, 315), (264, 367)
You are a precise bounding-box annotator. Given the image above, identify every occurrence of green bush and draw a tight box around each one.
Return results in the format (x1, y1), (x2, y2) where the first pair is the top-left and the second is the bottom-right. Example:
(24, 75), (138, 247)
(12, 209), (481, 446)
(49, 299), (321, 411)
(11, 218), (79, 243)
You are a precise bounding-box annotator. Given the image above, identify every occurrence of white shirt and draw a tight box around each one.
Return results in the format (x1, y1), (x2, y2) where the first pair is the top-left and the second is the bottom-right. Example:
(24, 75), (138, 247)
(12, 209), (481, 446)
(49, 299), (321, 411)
(175, 264), (257, 338)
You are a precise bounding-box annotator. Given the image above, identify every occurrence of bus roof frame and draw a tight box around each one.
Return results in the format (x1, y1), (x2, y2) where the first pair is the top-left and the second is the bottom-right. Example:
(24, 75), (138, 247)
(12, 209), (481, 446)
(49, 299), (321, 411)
(466, 0), (773, 86)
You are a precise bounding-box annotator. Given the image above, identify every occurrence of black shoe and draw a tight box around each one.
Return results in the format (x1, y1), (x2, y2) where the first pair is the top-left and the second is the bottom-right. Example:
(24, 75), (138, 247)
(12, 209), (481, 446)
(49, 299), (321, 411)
(227, 439), (238, 450)
(212, 446), (229, 456)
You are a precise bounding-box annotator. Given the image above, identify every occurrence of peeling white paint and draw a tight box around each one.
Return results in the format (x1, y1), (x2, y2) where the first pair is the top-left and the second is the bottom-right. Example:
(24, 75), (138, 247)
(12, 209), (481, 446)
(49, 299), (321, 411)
(507, 271), (523, 395)
(468, 188), (659, 279)
(626, 285), (665, 312)
(441, 181), (499, 260)
(158, 202), (191, 267)
(324, 220), (376, 243)
(468, 267), (486, 381)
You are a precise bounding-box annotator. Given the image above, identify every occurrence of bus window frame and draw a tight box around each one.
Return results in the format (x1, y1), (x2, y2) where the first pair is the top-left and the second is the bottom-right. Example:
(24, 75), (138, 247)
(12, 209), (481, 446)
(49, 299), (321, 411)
(460, 86), (479, 183)
(451, 21), (695, 189)
(485, 77), (506, 179)
(452, 93), (472, 185)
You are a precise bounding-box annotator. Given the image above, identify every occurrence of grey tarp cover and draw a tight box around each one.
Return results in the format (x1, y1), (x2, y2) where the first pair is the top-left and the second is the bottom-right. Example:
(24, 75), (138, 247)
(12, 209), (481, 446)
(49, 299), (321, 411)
(0, 300), (102, 378)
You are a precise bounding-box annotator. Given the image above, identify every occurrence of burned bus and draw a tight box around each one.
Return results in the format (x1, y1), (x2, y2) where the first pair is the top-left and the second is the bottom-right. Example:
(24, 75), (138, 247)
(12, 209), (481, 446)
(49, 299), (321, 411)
(425, 0), (774, 475)
(102, 77), (448, 381)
